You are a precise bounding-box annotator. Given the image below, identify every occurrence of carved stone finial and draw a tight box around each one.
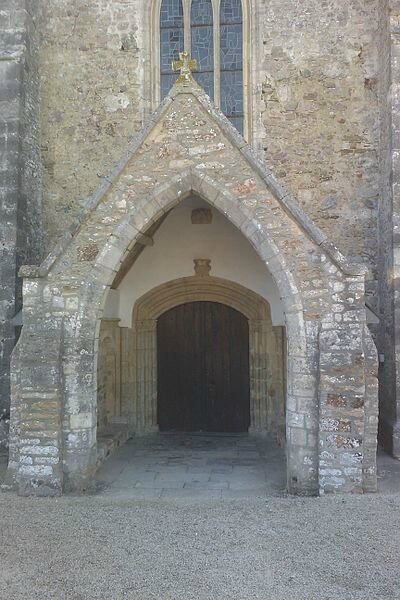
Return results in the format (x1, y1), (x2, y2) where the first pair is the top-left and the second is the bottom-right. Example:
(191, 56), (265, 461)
(172, 51), (198, 83)
(194, 259), (211, 277)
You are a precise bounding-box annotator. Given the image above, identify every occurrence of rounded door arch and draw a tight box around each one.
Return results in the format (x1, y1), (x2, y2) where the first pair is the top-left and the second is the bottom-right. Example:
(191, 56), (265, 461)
(131, 275), (284, 437)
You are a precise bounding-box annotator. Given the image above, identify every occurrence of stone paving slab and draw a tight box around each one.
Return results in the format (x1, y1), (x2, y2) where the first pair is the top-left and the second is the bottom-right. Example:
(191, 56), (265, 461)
(183, 480), (229, 490)
(134, 479), (185, 490)
(95, 432), (287, 499)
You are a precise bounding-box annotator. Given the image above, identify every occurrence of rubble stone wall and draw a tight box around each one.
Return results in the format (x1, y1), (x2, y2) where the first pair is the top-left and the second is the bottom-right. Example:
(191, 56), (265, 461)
(0, 1), (42, 418)
(38, 0), (143, 254)
(37, 1), (383, 307)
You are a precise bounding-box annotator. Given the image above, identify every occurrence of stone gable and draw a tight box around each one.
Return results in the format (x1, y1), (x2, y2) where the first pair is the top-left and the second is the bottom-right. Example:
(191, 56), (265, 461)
(5, 78), (378, 497)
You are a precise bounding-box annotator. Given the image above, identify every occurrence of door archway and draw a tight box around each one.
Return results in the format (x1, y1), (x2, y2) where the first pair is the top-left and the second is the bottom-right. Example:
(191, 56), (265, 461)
(129, 275), (285, 438)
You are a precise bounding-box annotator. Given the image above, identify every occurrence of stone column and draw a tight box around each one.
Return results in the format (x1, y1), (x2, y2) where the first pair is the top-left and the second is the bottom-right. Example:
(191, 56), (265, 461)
(248, 319), (268, 432)
(247, 320), (286, 438)
(120, 327), (135, 427)
(270, 326), (286, 442)
(135, 319), (158, 433)
(97, 319), (121, 426)
(61, 287), (98, 493)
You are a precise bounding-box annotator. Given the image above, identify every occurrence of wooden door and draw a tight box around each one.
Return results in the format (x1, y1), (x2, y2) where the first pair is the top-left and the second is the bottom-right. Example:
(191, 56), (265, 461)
(157, 301), (250, 432)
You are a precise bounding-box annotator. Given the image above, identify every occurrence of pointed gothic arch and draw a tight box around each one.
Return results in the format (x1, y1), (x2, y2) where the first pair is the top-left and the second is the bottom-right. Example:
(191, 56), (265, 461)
(6, 78), (378, 497)
(126, 275), (285, 437)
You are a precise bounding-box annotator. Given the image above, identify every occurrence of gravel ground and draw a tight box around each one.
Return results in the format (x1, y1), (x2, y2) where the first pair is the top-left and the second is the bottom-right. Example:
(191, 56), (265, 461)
(0, 490), (400, 600)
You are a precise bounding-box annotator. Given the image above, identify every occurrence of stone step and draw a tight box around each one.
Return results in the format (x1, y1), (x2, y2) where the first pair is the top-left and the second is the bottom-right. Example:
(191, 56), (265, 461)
(96, 426), (131, 469)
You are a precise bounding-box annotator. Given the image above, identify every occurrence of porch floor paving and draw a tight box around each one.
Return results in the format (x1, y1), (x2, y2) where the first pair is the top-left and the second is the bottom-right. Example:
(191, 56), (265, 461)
(95, 432), (287, 500)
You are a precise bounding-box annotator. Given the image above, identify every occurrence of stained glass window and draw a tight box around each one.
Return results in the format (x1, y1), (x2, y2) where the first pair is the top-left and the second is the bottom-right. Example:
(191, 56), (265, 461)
(160, 0), (184, 100)
(220, 0), (244, 134)
(159, 0), (245, 135)
(191, 0), (214, 100)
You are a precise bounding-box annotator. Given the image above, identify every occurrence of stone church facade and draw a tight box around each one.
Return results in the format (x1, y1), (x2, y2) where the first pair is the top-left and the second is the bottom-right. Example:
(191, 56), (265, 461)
(0, 0), (398, 496)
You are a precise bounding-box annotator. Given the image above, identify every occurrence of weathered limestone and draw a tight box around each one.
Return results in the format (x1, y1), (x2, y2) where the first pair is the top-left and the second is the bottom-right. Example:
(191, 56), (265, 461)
(6, 79), (378, 496)
(36, 0), (383, 305)
(4, 0), (400, 496)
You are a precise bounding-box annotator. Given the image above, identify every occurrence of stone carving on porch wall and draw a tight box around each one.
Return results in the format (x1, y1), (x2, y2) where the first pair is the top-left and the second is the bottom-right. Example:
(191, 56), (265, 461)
(194, 259), (211, 277)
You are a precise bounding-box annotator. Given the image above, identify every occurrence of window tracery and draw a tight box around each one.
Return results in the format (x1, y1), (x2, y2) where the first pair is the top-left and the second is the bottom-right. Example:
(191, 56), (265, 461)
(159, 0), (244, 134)
(220, 0), (243, 133)
(160, 0), (184, 100)
(191, 0), (214, 100)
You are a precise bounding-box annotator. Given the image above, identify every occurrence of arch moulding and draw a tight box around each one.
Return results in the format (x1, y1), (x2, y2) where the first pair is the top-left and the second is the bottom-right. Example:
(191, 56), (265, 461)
(128, 275), (285, 438)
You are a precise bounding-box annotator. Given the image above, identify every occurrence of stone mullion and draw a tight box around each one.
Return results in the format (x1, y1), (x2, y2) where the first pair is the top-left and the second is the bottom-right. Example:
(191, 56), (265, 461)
(152, 0), (162, 109)
(213, 0), (221, 108)
(242, 0), (253, 144)
(184, 0), (191, 53)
